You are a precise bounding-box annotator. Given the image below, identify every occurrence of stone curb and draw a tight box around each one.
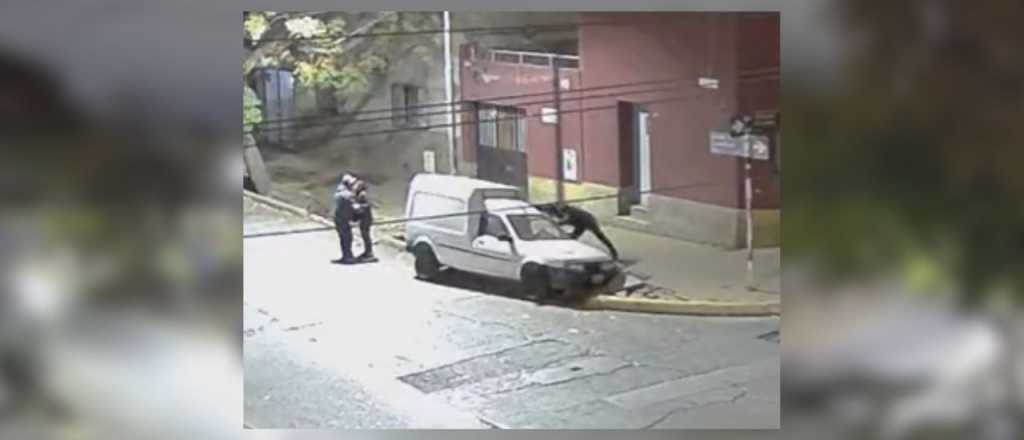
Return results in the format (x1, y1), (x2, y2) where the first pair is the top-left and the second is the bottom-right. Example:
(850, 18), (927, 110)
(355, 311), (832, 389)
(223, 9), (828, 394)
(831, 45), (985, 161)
(243, 190), (407, 251)
(580, 295), (780, 317)
(244, 191), (780, 317)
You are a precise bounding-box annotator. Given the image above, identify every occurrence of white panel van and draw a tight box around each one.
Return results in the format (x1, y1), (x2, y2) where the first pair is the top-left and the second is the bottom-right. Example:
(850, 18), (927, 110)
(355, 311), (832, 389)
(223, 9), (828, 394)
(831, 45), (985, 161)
(404, 174), (624, 297)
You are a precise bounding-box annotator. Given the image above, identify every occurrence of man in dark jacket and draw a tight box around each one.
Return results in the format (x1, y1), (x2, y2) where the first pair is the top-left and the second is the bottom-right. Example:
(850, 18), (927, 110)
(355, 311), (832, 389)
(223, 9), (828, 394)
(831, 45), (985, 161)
(538, 202), (619, 260)
(331, 174), (358, 264)
(350, 179), (378, 262)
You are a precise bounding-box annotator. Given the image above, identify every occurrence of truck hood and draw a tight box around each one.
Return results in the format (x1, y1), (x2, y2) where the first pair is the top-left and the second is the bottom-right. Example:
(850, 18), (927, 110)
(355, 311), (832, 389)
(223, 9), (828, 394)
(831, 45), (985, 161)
(514, 239), (611, 263)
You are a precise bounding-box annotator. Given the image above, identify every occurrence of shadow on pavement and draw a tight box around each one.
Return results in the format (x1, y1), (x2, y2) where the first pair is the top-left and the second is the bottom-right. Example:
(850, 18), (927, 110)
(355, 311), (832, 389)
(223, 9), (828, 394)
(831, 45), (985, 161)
(417, 269), (592, 309)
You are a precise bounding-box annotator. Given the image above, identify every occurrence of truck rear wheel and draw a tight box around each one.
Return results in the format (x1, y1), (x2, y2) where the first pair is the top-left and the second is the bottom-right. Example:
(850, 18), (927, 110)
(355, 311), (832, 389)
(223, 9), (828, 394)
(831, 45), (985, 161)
(413, 244), (441, 280)
(521, 263), (554, 298)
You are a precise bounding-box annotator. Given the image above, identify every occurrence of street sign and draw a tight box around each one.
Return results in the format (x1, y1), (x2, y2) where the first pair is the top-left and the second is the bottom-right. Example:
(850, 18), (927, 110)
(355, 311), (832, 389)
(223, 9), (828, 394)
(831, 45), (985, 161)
(563, 148), (578, 181)
(423, 150), (436, 173)
(709, 131), (770, 160)
(541, 107), (558, 124)
(754, 110), (778, 128)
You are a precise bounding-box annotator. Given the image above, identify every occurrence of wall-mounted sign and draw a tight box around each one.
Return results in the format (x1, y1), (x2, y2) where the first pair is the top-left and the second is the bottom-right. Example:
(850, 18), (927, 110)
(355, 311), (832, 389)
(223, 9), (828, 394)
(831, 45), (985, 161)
(541, 107), (558, 124)
(754, 110), (778, 128)
(423, 150), (436, 173)
(698, 77), (720, 89)
(709, 131), (770, 160)
(560, 78), (571, 91)
(563, 148), (578, 181)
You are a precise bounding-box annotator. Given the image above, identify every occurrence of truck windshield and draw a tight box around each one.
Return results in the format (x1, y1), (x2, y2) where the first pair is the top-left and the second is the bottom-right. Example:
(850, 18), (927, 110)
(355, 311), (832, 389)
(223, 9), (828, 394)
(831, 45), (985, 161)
(507, 215), (569, 241)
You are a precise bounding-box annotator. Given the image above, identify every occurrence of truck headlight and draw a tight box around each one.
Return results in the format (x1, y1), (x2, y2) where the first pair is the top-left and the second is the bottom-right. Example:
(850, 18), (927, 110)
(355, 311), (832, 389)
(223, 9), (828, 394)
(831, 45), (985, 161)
(567, 263), (586, 272)
(600, 262), (618, 272)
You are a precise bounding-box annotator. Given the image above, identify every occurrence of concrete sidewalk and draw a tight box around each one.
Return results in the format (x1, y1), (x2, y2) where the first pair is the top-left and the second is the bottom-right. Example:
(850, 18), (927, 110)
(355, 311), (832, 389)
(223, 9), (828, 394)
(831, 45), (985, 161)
(577, 226), (781, 305)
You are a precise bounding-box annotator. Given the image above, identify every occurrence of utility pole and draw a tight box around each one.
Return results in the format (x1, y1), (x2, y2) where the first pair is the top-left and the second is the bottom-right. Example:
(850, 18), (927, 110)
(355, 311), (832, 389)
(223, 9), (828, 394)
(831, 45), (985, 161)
(551, 58), (565, 203)
(442, 11), (457, 175)
(744, 134), (754, 291)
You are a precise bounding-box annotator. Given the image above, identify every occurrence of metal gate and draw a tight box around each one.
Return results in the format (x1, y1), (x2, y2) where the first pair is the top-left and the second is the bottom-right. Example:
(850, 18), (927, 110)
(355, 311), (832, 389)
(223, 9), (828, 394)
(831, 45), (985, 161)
(477, 145), (528, 193)
(474, 103), (528, 193)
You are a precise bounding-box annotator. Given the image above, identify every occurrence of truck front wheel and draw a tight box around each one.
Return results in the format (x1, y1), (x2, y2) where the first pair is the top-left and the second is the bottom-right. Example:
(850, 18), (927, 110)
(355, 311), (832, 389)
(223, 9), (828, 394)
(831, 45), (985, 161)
(521, 263), (554, 299)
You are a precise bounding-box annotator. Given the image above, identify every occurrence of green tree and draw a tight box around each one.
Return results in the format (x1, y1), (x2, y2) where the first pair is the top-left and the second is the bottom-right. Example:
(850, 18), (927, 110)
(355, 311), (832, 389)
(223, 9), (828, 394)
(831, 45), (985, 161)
(784, 1), (1024, 429)
(243, 85), (262, 127)
(785, 0), (1024, 304)
(242, 11), (438, 124)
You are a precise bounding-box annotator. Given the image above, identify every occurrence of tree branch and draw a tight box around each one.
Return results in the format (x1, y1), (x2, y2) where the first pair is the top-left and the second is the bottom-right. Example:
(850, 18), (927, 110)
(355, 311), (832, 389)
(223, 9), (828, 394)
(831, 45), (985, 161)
(329, 11), (397, 48)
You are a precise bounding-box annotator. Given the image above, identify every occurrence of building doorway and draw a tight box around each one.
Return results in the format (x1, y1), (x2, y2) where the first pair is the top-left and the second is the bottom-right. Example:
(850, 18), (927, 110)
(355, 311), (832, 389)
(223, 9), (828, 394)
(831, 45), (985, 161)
(475, 103), (529, 193)
(636, 109), (652, 206)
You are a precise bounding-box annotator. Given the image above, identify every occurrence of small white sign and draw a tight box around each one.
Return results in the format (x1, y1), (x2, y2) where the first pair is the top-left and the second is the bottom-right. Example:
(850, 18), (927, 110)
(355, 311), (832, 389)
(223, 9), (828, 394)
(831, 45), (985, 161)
(560, 78), (571, 91)
(541, 107), (558, 124)
(423, 150), (436, 173)
(698, 77), (720, 89)
(563, 148), (578, 181)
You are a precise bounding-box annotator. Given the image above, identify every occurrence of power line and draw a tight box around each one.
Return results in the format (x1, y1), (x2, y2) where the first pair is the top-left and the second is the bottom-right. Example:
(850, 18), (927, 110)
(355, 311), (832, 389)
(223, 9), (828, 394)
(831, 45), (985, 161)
(246, 20), (624, 44)
(246, 77), (694, 127)
(243, 176), (778, 239)
(248, 82), (693, 129)
(245, 92), (704, 137)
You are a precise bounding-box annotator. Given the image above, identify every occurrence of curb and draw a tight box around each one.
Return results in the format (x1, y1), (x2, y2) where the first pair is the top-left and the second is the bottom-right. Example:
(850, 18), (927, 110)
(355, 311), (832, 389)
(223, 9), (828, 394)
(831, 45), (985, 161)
(243, 190), (407, 251)
(580, 295), (780, 317)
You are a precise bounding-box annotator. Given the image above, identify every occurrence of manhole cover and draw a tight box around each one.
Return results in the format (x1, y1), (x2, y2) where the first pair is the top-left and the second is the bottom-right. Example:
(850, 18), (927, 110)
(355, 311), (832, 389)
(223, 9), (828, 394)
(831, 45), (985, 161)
(397, 339), (584, 394)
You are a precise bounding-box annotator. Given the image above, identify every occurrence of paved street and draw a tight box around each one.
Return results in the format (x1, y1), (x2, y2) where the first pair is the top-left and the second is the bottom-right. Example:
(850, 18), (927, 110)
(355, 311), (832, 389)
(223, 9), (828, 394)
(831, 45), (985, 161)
(243, 198), (780, 429)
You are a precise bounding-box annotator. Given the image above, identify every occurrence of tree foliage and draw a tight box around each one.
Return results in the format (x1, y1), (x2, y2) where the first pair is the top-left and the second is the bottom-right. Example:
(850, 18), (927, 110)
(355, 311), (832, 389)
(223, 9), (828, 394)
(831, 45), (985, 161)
(784, 1), (1024, 304)
(243, 85), (262, 126)
(243, 12), (436, 98)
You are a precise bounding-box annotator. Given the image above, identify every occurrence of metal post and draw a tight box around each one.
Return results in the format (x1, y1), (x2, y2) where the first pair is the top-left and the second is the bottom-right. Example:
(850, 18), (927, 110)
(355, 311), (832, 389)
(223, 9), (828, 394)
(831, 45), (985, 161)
(442, 11), (457, 175)
(552, 60), (565, 202)
(744, 135), (755, 291)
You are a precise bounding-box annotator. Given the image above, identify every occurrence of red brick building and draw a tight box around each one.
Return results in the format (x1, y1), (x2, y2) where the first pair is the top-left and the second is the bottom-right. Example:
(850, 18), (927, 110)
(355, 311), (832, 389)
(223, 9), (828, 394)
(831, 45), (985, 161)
(458, 12), (780, 248)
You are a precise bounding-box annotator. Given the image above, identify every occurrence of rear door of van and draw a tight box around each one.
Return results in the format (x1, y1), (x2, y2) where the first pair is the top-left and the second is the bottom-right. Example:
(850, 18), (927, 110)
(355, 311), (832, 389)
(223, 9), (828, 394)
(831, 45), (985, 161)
(408, 190), (470, 266)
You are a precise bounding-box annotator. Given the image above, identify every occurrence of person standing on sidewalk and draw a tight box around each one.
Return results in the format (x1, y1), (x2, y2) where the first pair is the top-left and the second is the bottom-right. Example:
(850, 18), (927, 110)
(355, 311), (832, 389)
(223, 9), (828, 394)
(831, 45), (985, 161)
(331, 173), (358, 264)
(350, 179), (378, 263)
(539, 202), (619, 260)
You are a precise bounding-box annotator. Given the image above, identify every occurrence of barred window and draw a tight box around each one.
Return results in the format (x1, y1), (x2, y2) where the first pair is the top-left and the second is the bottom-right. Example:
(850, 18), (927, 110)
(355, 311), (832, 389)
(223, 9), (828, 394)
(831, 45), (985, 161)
(477, 103), (525, 152)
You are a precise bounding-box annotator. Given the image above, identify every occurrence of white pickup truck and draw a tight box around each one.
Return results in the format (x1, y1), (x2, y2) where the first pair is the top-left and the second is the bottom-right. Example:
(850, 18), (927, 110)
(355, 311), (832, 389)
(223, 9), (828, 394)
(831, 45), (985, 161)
(403, 174), (623, 298)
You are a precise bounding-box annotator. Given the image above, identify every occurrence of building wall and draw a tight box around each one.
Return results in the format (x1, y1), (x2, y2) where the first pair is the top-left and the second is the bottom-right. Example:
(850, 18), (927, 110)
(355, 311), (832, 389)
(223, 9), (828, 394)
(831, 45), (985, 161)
(457, 12), (780, 247)
(579, 12), (743, 209)
(450, 13), (580, 176)
(459, 45), (584, 184)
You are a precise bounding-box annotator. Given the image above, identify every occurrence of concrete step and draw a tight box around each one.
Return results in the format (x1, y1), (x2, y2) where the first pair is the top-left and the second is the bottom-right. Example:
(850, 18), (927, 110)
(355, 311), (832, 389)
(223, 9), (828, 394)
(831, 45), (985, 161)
(629, 205), (652, 221)
(608, 215), (651, 234)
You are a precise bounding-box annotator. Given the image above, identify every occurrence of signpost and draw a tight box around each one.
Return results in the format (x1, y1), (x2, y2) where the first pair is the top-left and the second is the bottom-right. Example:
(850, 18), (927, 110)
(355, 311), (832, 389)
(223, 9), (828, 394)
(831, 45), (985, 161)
(710, 115), (772, 291)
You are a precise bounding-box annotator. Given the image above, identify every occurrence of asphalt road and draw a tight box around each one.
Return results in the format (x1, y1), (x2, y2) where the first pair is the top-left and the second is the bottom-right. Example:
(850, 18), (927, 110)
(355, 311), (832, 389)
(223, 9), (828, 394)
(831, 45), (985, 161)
(243, 199), (780, 429)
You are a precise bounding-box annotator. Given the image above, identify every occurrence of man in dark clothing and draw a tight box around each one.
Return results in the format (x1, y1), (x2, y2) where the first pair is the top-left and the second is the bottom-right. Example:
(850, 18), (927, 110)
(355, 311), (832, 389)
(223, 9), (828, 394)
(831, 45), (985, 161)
(332, 174), (358, 264)
(538, 202), (619, 260)
(350, 179), (378, 262)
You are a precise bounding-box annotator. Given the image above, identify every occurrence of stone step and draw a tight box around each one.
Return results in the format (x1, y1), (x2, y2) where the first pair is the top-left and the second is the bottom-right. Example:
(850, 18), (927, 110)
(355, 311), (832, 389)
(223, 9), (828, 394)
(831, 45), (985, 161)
(608, 215), (651, 234)
(629, 205), (651, 220)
